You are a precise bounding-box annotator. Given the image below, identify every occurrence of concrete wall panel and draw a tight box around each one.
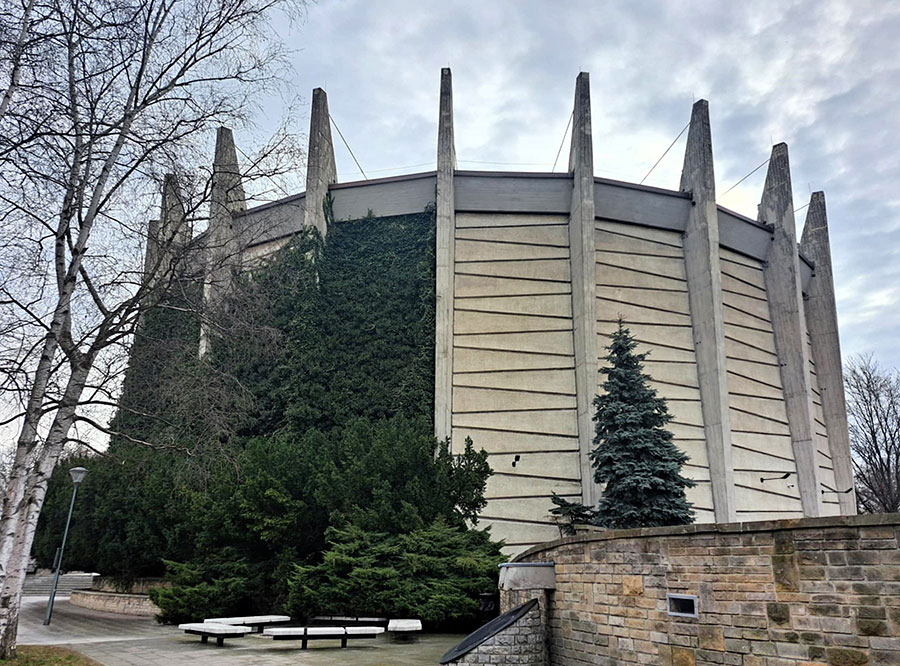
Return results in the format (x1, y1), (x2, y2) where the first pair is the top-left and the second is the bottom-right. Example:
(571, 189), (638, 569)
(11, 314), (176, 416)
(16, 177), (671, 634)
(455, 310), (572, 334)
(456, 330), (575, 355)
(453, 386), (576, 413)
(721, 258), (767, 291)
(456, 212), (568, 228)
(457, 259), (571, 282)
(454, 348), (573, 373)
(595, 251), (687, 280)
(457, 239), (569, 262)
(457, 294), (573, 318)
(453, 428), (579, 453)
(454, 368), (576, 393)
(594, 229), (684, 258)
(597, 322), (695, 351)
(455, 274), (571, 297)
(456, 224), (569, 247)
(730, 432), (796, 460)
(488, 453), (581, 482)
(595, 262), (687, 291)
(454, 409), (579, 437)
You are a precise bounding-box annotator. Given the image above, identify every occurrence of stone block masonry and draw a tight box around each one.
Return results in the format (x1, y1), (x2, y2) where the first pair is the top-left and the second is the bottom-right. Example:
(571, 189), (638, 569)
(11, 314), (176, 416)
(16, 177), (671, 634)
(444, 600), (548, 666)
(501, 513), (900, 665)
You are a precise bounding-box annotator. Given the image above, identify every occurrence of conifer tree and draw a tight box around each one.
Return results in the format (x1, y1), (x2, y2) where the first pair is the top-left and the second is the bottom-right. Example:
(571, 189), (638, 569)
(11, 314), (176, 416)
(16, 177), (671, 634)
(591, 320), (695, 528)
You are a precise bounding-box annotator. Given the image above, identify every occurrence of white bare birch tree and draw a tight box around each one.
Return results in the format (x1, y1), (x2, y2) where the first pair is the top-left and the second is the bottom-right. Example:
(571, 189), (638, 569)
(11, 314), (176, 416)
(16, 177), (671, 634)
(0, 0), (302, 655)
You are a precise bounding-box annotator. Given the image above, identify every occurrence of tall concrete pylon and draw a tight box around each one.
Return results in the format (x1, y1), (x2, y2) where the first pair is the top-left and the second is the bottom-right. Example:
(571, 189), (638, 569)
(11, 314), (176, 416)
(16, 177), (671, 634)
(200, 127), (246, 356)
(304, 87), (337, 237)
(679, 100), (736, 523)
(568, 72), (600, 506)
(801, 192), (857, 514)
(434, 67), (456, 443)
(760, 143), (822, 516)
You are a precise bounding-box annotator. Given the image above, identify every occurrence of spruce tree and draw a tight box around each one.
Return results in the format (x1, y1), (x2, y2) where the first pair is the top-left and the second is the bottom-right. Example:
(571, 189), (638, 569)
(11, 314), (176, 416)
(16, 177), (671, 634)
(591, 320), (695, 528)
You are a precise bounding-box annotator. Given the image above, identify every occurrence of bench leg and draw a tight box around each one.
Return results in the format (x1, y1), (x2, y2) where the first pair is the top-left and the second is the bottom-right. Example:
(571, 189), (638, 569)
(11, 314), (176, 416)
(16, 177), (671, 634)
(201, 635), (208, 644)
(341, 637), (347, 648)
(301, 638), (308, 650)
(216, 637), (224, 647)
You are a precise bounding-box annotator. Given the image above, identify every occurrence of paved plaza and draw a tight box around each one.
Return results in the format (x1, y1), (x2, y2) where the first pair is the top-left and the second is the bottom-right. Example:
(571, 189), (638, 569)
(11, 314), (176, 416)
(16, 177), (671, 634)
(18, 596), (461, 665)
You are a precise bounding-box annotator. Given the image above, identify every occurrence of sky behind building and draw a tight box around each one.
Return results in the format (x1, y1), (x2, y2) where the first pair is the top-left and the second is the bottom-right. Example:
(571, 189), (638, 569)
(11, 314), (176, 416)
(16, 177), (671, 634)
(258, 0), (900, 369)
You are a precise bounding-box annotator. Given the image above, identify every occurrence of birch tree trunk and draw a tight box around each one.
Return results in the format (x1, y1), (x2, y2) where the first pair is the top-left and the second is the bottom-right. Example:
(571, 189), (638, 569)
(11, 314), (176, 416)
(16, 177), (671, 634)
(0, 0), (303, 656)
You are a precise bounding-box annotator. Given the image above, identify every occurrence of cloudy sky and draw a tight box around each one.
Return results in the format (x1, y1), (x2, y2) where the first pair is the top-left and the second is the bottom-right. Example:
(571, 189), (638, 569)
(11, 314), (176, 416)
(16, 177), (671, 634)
(249, 0), (900, 369)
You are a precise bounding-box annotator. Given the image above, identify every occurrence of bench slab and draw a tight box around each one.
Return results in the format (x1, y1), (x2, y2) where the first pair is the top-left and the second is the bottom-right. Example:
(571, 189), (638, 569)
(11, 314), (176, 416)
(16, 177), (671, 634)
(263, 626), (384, 648)
(178, 622), (252, 647)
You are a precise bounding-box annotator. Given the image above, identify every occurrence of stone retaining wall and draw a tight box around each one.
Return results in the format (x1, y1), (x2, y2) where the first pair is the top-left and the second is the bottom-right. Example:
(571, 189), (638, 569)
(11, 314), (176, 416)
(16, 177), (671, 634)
(503, 513), (900, 666)
(447, 600), (547, 666)
(70, 589), (160, 617)
(91, 576), (168, 594)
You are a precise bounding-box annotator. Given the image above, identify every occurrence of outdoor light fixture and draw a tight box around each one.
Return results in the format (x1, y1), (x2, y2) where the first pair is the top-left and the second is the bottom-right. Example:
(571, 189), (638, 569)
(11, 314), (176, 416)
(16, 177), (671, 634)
(43, 466), (88, 625)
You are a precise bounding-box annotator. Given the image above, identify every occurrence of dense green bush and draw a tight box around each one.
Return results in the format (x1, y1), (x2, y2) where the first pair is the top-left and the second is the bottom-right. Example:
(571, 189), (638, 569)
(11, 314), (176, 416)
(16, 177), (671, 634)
(287, 520), (503, 624)
(149, 551), (262, 624)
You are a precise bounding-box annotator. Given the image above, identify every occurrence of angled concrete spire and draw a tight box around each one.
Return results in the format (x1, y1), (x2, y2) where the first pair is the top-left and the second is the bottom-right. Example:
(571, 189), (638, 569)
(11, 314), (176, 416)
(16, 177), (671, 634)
(304, 87), (337, 237)
(434, 67), (456, 442)
(144, 173), (189, 283)
(679, 100), (736, 523)
(212, 127), (246, 218)
(761, 143), (822, 517)
(568, 72), (600, 506)
(801, 192), (857, 514)
(201, 127), (246, 356)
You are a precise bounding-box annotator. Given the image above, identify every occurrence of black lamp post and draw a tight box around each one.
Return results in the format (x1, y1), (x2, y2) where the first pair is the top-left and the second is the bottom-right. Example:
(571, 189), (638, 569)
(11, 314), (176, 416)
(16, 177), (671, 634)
(43, 466), (87, 626)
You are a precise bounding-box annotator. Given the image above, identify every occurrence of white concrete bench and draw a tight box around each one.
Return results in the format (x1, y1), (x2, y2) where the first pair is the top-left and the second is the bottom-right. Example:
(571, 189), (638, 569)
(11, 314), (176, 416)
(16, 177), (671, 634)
(263, 625), (385, 649)
(310, 615), (387, 626)
(178, 622), (252, 647)
(204, 614), (291, 633)
(388, 618), (422, 640)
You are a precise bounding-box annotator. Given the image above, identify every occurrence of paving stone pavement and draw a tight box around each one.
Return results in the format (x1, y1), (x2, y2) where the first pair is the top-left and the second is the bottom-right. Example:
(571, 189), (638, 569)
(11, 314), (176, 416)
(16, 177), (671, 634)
(18, 596), (462, 665)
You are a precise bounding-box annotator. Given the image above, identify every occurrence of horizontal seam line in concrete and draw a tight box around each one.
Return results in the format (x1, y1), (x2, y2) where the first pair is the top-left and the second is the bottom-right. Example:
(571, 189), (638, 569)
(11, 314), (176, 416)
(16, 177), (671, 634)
(455, 292), (572, 300)
(596, 283), (688, 294)
(595, 227), (684, 249)
(451, 426), (576, 438)
(455, 271), (572, 284)
(455, 308), (572, 320)
(456, 407), (576, 415)
(454, 345), (574, 357)
(726, 370), (783, 391)
(734, 483), (802, 501)
(456, 238), (571, 249)
(488, 472), (579, 483)
(595, 260), (688, 282)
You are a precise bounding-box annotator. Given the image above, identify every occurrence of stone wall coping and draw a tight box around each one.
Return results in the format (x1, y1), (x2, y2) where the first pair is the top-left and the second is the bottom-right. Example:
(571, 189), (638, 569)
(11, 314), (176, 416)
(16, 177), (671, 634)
(71, 589), (151, 600)
(498, 562), (555, 568)
(513, 512), (900, 561)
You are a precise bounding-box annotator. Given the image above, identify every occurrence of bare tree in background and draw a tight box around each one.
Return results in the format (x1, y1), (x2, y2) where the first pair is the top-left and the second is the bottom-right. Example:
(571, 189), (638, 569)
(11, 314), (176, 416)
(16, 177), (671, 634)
(845, 355), (900, 514)
(0, 0), (302, 655)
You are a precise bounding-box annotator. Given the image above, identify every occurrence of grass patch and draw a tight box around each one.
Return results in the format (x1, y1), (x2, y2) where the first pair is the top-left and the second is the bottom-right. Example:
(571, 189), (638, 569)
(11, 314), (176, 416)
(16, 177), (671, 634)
(0, 646), (101, 665)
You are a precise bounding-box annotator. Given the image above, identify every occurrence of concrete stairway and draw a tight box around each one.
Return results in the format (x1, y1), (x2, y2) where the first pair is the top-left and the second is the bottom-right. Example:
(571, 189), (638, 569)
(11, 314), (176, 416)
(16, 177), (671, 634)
(23, 573), (95, 596)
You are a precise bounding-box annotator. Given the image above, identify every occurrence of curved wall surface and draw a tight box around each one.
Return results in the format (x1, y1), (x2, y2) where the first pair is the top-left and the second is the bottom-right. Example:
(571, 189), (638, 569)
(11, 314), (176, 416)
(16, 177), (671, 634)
(174, 69), (856, 555)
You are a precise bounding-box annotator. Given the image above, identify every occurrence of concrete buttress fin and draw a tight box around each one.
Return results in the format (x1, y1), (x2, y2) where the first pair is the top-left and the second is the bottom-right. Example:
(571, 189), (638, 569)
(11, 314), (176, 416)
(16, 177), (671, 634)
(760, 143), (823, 517)
(800, 192), (857, 514)
(304, 88), (337, 237)
(679, 99), (736, 522)
(434, 68), (456, 442)
(568, 72), (599, 506)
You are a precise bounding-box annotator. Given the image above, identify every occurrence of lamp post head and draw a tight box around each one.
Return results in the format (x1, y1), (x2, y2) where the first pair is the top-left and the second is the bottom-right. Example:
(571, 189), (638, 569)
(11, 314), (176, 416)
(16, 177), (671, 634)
(69, 467), (88, 485)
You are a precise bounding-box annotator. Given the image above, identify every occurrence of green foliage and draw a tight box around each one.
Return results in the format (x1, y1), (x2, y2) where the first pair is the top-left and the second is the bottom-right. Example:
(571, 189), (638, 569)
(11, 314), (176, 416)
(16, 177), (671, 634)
(36, 209), (501, 626)
(548, 492), (597, 537)
(148, 552), (262, 624)
(591, 320), (695, 529)
(286, 520), (503, 624)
